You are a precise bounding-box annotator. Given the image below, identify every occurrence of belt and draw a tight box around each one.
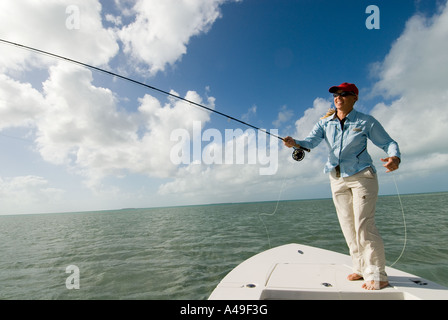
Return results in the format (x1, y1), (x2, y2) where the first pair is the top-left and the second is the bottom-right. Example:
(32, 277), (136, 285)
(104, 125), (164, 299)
(335, 165), (341, 178)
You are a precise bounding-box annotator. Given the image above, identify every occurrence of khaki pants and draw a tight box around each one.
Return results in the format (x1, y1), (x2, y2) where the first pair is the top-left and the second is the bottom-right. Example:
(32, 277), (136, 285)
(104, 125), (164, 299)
(329, 167), (387, 282)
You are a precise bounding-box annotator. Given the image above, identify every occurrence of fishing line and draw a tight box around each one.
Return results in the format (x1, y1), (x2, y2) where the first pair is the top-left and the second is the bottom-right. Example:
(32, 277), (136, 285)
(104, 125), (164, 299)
(388, 173), (407, 267)
(2, 40), (407, 251)
(0, 132), (34, 144)
(258, 175), (288, 248)
(0, 39), (309, 149)
(2, 38), (310, 248)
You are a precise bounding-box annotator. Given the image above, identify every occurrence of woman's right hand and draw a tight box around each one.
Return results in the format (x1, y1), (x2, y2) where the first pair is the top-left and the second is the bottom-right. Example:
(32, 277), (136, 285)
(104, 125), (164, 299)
(283, 136), (298, 148)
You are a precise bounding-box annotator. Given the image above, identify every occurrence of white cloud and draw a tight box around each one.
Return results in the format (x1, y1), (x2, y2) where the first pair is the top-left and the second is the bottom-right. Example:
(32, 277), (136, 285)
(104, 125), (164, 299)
(157, 118), (329, 205)
(294, 98), (332, 139)
(266, 0), (448, 199)
(158, 162), (280, 205)
(0, 0), (238, 214)
(0, 0), (118, 72)
(273, 105), (294, 128)
(117, 0), (236, 76)
(370, 2), (448, 177)
(136, 89), (216, 178)
(2, 1), (447, 214)
(0, 74), (46, 130)
(158, 125), (277, 200)
(33, 63), (216, 188)
(0, 175), (65, 214)
(1, 61), (216, 193)
(241, 105), (257, 122)
(372, 6), (448, 98)
(157, 146), (329, 206)
(36, 63), (137, 171)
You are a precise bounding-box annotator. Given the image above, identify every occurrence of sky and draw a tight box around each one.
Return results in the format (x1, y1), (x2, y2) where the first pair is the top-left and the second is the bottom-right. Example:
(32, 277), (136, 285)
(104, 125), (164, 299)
(0, 0), (447, 215)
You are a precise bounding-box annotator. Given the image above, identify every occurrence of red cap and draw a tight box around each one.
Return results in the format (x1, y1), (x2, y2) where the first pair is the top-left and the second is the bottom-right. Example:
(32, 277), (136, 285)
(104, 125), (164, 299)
(329, 82), (359, 95)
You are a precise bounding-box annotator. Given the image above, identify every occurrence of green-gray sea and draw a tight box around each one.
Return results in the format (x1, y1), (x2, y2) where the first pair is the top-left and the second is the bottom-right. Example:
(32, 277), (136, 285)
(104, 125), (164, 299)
(0, 192), (447, 300)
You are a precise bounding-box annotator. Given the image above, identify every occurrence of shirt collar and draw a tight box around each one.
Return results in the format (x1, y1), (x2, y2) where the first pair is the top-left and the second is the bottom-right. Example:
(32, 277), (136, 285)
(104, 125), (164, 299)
(329, 108), (357, 122)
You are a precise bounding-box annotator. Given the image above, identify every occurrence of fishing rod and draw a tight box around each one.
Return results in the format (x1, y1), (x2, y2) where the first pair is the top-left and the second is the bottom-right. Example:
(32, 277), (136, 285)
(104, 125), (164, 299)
(0, 38), (310, 161)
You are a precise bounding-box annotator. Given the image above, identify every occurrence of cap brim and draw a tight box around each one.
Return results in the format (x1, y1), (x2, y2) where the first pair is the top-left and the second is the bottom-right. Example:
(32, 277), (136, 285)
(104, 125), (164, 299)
(329, 86), (340, 93)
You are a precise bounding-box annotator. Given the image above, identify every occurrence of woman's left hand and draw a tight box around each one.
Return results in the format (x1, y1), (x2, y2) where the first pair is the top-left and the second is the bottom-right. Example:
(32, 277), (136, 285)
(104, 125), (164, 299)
(381, 156), (400, 173)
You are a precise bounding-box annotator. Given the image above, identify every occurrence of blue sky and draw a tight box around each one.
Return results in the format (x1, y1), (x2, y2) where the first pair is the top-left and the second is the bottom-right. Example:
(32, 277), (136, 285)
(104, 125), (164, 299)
(1, 0), (447, 214)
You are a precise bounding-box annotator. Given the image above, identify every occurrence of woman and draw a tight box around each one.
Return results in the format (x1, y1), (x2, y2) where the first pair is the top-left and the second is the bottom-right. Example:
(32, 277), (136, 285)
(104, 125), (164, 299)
(284, 82), (401, 290)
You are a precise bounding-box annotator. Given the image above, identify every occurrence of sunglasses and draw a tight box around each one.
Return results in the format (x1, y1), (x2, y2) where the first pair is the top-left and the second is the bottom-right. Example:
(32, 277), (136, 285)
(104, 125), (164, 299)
(333, 91), (356, 98)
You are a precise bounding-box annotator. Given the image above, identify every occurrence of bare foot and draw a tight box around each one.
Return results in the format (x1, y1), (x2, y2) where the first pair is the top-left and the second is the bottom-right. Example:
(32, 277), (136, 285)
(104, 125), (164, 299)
(347, 273), (363, 281)
(362, 280), (389, 290)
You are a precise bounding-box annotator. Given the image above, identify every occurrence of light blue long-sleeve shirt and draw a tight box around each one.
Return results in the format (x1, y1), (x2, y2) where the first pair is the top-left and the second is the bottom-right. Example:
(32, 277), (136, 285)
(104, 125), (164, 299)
(295, 109), (401, 177)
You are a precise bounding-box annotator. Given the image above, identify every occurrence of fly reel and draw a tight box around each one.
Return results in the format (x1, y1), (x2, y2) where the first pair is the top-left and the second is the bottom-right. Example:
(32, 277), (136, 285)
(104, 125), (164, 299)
(292, 147), (310, 162)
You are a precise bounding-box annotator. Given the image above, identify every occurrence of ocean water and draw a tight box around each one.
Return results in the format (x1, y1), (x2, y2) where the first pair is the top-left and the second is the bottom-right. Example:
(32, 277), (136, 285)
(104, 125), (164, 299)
(0, 192), (447, 300)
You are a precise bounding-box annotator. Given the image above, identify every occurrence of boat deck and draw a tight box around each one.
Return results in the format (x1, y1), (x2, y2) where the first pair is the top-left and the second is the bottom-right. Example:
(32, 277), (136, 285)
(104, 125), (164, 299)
(209, 244), (448, 300)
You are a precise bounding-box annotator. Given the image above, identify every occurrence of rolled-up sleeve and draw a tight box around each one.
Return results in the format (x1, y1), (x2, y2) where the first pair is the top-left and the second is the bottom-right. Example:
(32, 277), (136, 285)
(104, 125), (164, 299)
(291, 109), (401, 176)
(368, 118), (401, 160)
(295, 120), (326, 150)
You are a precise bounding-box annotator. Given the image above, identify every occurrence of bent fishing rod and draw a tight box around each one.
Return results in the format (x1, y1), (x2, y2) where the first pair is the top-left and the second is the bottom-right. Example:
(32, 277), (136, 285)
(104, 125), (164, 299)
(0, 38), (310, 161)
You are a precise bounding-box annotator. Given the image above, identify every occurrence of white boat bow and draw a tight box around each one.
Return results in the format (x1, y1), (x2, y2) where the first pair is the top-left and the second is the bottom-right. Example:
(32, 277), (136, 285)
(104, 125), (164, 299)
(209, 243), (448, 300)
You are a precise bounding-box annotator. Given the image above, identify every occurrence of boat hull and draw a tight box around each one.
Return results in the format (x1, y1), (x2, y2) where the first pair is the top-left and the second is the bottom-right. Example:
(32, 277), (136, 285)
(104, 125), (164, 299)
(209, 243), (448, 300)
